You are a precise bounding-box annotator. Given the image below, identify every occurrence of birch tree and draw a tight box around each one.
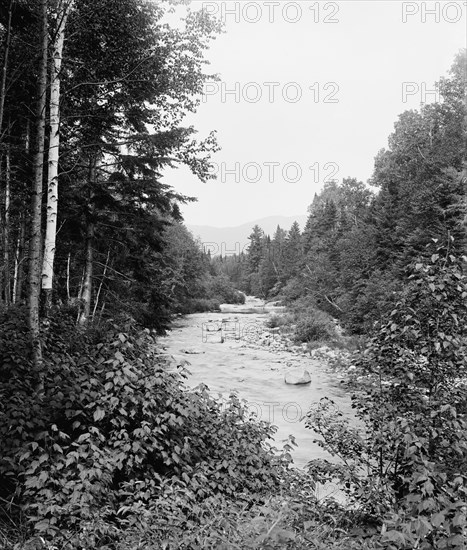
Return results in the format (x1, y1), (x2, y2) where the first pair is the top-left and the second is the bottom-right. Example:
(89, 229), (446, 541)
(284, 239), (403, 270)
(41, 0), (73, 313)
(3, 148), (10, 304)
(28, 0), (48, 367)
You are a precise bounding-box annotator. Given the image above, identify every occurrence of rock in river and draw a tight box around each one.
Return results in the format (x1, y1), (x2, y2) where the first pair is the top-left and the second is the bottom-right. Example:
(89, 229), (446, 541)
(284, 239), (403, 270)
(284, 369), (312, 385)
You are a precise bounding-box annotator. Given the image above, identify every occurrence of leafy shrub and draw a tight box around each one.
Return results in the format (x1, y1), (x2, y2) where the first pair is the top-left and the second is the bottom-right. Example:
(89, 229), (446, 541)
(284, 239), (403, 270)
(282, 276), (307, 303)
(206, 274), (246, 305)
(108, 465), (380, 550)
(292, 307), (337, 343)
(0, 307), (288, 547)
(305, 243), (467, 549)
(265, 312), (294, 329)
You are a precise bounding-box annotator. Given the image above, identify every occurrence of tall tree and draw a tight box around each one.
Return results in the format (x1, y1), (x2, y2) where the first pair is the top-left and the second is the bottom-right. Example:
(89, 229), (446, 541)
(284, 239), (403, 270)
(41, 0), (73, 313)
(282, 221), (302, 281)
(54, 0), (220, 326)
(0, 0), (13, 141)
(371, 50), (467, 268)
(28, 0), (48, 367)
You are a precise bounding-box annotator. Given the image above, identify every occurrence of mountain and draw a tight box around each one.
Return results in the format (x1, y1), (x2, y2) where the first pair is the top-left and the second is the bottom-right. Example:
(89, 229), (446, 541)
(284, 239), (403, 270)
(187, 214), (308, 256)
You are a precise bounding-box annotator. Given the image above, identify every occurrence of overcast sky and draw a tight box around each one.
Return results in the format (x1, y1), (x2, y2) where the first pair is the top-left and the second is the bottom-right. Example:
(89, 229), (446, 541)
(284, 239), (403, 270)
(163, 0), (466, 228)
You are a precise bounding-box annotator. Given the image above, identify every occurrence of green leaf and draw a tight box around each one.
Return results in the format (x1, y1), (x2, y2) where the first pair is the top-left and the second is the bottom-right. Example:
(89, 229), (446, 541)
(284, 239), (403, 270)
(431, 512), (445, 527)
(93, 408), (105, 421)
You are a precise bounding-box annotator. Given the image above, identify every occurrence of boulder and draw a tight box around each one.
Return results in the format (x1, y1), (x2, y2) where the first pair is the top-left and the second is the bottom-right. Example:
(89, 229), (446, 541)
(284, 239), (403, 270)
(284, 369), (312, 385)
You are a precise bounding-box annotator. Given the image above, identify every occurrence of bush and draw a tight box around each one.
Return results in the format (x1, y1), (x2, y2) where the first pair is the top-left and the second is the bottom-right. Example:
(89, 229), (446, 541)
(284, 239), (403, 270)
(265, 312), (294, 329)
(206, 274), (245, 305)
(0, 307), (289, 547)
(113, 471), (379, 550)
(292, 306), (337, 343)
(305, 244), (467, 549)
(281, 277), (307, 303)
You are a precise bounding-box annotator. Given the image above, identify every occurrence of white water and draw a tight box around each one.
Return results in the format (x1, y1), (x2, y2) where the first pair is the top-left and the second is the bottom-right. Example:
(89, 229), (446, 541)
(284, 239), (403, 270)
(160, 297), (354, 470)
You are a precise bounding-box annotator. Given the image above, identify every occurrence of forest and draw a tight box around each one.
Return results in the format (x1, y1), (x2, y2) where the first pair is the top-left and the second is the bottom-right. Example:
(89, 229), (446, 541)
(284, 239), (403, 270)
(0, 0), (466, 548)
(217, 51), (466, 336)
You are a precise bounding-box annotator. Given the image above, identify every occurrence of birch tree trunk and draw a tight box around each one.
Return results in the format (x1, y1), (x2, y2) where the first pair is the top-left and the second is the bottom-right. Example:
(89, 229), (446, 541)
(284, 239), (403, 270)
(3, 149), (11, 305)
(42, 0), (72, 315)
(28, 0), (48, 368)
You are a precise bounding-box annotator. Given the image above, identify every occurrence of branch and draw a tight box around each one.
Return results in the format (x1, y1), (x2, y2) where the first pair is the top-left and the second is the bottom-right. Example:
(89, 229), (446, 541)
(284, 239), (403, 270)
(324, 295), (344, 313)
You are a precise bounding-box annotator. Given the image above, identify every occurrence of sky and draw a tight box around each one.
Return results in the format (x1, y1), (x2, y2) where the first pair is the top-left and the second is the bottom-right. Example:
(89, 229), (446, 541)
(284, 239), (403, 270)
(162, 0), (467, 227)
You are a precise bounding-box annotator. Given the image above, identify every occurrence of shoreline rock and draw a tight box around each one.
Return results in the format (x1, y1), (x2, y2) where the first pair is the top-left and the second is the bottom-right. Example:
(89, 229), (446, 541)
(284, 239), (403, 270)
(284, 369), (312, 385)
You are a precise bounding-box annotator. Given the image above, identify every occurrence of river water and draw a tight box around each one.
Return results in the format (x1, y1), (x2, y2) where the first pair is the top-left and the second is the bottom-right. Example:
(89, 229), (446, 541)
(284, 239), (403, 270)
(160, 297), (354, 473)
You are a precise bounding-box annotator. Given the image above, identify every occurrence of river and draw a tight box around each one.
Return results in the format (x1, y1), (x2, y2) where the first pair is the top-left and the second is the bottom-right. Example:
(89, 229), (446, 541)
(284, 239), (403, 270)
(160, 296), (354, 476)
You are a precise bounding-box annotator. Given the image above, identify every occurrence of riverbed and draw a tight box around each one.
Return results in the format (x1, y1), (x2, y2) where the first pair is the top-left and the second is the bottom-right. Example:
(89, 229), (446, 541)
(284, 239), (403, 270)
(160, 297), (354, 477)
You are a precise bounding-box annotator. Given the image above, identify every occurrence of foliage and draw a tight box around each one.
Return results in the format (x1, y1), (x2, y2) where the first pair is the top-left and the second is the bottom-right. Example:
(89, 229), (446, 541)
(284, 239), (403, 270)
(205, 273), (246, 305)
(0, 307), (289, 547)
(292, 304), (337, 343)
(265, 312), (294, 330)
(1, 10), (466, 550)
(305, 243), (467, 549)
(154, 224), (244, 317)
(0, 308), (382, 550)
(217, 52), (466, 335)
(111, 470), (379, 550)
(181, 297), (221, 313)
(0, 0), (222, 329)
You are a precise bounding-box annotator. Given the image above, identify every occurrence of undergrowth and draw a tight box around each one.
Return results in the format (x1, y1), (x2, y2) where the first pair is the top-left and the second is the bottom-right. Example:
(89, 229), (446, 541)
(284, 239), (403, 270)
(1, 245), (465, 549)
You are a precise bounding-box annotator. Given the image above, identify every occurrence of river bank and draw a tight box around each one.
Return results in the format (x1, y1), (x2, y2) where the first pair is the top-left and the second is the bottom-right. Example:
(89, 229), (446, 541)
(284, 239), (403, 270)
(159, 297), (356, 474)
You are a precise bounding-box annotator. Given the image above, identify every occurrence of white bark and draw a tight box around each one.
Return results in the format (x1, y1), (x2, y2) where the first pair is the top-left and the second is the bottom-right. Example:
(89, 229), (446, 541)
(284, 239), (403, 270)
(4, 150), (11, 305)
(28, 0), (48, 369)
(42, 0), (72, 296)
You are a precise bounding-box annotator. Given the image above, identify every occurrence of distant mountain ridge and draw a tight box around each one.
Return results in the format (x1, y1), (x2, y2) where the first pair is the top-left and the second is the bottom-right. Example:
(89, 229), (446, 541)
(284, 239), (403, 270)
(187, 214), (308, 256)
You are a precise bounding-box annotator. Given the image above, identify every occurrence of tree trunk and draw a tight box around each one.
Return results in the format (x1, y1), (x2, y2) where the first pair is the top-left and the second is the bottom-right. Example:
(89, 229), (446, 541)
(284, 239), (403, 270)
(0, 0), (13, 141)
(28, 0), (48, 368)
(92, 248), (110, 319)
(0, 157), (3, 305)
(79, 221), (94, 325)
(14, 121), (31, 305)
(42, 0), (72, 315)
(78, 156), (97, 326)
(66, 251), (71, 302)
(4, 149), (11, 305)
(0, 0), (12, 306)
(13, 213), (25, 304)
